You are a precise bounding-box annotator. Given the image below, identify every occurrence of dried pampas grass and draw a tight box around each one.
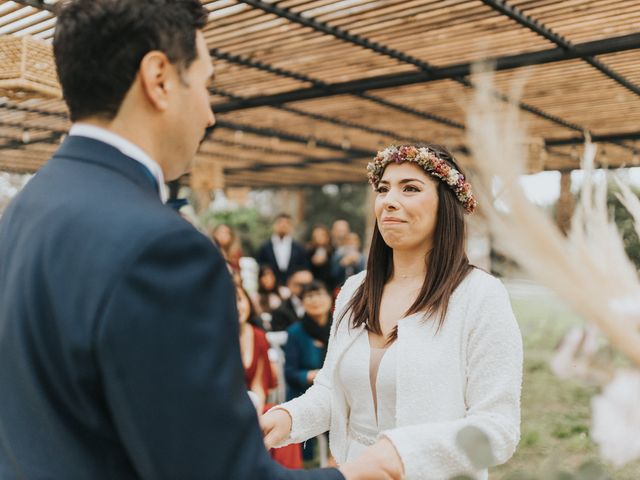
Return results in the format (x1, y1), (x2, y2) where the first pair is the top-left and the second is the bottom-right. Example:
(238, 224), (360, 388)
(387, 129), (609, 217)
(465, 64), (640, 368)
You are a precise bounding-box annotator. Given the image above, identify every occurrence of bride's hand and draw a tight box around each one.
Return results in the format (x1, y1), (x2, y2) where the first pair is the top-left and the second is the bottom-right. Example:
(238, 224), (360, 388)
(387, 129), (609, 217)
(340, 437), (404, 480)
(260, 408), (292, 449)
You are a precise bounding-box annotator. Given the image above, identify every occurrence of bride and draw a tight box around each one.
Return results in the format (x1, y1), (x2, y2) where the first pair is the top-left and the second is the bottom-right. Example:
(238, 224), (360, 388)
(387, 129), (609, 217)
(261, 145), (523, 480)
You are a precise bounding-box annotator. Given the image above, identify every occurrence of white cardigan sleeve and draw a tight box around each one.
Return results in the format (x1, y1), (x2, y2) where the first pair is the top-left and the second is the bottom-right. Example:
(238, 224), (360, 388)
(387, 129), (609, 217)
(271, 272), (363, 446)
(382, 277), (523, 479)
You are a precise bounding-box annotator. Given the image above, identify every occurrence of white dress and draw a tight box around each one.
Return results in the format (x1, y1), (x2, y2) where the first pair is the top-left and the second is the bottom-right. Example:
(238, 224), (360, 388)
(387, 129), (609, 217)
(337, 331), (397, 461)
(275, 269), (523, 479)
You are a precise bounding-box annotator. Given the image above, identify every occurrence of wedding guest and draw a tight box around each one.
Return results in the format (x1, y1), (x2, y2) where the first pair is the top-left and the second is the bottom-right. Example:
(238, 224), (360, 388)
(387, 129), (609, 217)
(236, 285), (304, 469)
(238, 285), (273, 412)
(330, 219), (351, 249)
(331, 232), (365, 288)
(211, 223), (243, 273)
(307, 224), (335, 291)
(271, 268), (313, 332)
(284, 281), (332, 401)
(255, 264), (285, 318)
(262, 144), (523, 479)
(256, 213), (308, 286)
(284, 280), (333, 461)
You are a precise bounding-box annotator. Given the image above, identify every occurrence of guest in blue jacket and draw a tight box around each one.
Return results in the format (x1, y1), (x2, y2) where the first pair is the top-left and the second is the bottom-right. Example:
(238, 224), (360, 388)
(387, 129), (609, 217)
(284, 280), (333, 401)
(284, 280), (333, 461)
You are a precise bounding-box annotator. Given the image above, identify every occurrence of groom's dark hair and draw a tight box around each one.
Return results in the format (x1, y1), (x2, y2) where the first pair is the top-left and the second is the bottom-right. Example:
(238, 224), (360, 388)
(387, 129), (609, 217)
(53, 0), (208, 122)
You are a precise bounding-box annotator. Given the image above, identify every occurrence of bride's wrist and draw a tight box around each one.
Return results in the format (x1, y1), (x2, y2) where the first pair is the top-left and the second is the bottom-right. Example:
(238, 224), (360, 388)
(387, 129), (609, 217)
(269, 407), (293, 432)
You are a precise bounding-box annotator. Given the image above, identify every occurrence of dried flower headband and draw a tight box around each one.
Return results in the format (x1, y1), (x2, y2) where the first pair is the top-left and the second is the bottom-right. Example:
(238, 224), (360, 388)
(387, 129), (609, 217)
(366, 145), (477, 214)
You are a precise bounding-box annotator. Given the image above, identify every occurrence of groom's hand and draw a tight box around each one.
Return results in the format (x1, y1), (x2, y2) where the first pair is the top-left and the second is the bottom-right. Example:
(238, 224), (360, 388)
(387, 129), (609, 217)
(260, 408), (292, 449)
(340, 437), (404, 480)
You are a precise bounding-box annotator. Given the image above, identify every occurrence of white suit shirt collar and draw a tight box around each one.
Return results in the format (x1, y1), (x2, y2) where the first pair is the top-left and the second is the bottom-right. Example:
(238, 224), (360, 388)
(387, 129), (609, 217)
(69, 123), (167, 201)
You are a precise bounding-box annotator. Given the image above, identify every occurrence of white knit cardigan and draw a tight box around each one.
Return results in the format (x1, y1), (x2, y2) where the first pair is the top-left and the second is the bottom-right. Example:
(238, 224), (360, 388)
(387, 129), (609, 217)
(275, 268), (523, 479)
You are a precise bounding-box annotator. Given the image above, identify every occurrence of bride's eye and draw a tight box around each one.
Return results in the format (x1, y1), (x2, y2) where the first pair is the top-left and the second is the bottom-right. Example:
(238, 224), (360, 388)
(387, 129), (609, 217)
(376, 185), (389, 193)
(404, 185), (419, 192)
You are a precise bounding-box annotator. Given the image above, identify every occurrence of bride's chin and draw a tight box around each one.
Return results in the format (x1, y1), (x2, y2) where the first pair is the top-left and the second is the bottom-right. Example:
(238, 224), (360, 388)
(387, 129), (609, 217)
(380, 234), (403, 249)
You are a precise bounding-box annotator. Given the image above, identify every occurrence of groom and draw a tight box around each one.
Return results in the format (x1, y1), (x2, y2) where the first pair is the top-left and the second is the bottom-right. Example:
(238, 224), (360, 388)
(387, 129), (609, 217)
(0, 1), (396, 479)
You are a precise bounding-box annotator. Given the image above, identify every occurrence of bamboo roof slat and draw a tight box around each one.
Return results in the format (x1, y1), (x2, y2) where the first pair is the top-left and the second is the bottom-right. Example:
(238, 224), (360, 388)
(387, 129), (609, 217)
(1, 0), (640, 184)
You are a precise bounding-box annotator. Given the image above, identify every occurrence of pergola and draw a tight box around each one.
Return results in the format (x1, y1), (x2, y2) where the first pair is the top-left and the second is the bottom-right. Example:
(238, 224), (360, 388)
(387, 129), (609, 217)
(0, 0), (639, 191)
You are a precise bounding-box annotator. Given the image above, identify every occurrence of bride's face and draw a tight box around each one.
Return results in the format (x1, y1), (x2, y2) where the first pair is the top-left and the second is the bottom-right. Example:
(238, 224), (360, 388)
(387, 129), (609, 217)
(374, 162), (439, 252)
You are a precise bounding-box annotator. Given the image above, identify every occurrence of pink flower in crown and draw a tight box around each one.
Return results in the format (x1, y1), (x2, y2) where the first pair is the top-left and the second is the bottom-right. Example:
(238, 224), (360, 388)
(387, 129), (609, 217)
(390, 150), (403, 164)
(439, 163), (452, 177)
(399, 145), (417, 160)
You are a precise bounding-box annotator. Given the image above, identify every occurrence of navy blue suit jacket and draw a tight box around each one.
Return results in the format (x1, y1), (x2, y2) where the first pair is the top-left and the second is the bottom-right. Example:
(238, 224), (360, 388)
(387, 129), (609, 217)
(0, 136), (342, 480)
(256, 238), (308, 286)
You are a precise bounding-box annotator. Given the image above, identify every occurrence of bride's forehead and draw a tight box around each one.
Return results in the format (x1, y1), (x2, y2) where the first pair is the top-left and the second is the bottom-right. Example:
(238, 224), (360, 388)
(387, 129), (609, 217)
(380, 162), (431, 181)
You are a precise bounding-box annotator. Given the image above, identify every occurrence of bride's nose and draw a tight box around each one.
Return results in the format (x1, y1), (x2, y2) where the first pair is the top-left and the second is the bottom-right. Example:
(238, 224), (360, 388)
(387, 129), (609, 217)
(382, 189), (400, 211)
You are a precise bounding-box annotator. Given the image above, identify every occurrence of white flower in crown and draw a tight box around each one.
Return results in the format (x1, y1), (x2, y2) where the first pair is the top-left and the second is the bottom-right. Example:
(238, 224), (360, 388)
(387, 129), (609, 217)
(591, 369), (640, 467)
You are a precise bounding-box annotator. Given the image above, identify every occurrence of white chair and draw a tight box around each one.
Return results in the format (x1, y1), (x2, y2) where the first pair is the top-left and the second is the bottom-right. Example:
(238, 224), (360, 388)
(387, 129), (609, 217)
(266, 331), (288, 405)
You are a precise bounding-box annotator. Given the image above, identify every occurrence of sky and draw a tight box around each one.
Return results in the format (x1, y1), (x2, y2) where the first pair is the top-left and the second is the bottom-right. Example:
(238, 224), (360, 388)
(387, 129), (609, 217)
(520, 167), (640, 206)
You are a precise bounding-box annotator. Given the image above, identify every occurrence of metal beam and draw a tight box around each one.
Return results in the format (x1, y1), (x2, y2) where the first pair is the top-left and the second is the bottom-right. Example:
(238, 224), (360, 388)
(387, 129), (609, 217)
(208, 137), (318, 158)
(237, 0), (436, 73)
(238, 0), (584, 133)
(224, 180), (358, 189)
(212, 32), (640, 114)
(214, 119), (375, 157)
(211, 49), (465, 130)
(224, 153), (364, 173)
(211, 87), (428, 143)
(546, 132), (640, 147)
(481, 0), (640, 97)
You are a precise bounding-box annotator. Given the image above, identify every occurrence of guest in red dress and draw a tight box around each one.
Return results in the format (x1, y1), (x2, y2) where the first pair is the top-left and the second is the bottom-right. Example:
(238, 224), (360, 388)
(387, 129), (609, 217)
(236, 285), (303, 469)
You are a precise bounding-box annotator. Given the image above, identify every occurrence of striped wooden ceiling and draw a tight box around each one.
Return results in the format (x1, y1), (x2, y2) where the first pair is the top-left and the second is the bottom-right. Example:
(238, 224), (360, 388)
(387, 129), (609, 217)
(1, 0), (639, 188)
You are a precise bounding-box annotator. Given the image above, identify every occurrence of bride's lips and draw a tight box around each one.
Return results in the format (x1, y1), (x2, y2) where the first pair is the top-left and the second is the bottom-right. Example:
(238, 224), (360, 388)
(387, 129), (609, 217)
(381, 217), (406, 224)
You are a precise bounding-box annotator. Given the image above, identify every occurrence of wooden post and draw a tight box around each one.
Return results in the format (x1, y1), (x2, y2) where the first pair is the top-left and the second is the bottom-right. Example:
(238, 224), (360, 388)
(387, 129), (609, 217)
(190, 159), (224, 213)
(556, 170), (573, 235)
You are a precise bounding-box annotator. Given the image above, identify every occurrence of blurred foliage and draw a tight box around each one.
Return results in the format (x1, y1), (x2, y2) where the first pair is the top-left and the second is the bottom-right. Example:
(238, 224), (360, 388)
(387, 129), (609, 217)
(491, 180), (640, 275)
(606, 181), (640, 270)
(200, 207), (272, 257)
(300, 184), (369, 241)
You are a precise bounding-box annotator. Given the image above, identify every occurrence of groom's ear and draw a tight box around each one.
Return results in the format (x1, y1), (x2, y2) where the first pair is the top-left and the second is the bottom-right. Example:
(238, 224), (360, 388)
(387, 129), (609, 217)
(138, 51), (173, 112)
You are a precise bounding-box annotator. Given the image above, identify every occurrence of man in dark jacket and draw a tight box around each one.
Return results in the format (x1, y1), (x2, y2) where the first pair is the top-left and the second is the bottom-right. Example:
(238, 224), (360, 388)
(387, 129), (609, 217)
(256, 213), (309, 286)
(0, 1), (397, 479)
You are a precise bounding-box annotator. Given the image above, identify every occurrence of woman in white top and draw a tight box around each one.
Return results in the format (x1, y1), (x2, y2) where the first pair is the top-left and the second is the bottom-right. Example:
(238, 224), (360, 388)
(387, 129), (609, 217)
(261, 145), (523, 480)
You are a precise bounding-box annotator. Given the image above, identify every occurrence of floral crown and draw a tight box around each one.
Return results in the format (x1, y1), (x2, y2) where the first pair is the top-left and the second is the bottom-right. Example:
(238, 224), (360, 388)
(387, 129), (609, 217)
(366, 145), (477, 214)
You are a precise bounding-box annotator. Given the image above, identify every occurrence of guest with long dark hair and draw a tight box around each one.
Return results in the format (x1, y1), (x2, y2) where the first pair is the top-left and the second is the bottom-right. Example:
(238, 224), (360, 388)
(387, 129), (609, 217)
(255, 264), (285, 315)
(236, 285), (305, 470)
(307, 225), (335, 291)
(211, 223), (243, 273)
(261, 144), (523, 479)
(237, 285), (272, 411)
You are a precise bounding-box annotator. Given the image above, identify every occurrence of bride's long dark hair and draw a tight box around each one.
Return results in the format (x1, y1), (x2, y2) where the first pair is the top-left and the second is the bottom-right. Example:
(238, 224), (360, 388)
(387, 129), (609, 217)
(340, 144), (473, 342)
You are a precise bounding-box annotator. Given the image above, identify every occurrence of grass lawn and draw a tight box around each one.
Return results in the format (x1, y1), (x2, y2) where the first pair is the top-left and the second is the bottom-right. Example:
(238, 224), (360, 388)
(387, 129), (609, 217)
(492, 282), (640, 479)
